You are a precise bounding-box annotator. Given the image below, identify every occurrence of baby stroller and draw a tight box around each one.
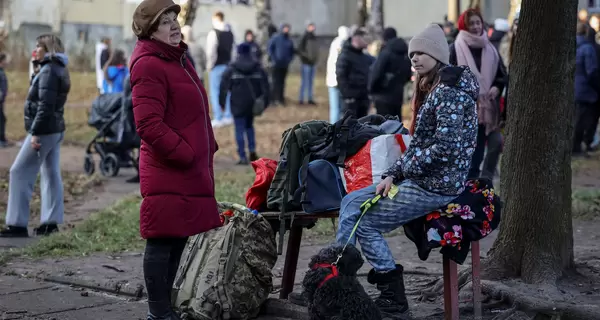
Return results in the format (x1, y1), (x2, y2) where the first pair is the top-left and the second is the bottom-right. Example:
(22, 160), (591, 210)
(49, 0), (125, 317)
(84, 79), (140, 177)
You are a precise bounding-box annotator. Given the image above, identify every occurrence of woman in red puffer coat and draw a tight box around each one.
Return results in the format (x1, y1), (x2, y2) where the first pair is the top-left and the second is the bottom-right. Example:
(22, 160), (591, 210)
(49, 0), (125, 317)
(129, 0), (221, 318)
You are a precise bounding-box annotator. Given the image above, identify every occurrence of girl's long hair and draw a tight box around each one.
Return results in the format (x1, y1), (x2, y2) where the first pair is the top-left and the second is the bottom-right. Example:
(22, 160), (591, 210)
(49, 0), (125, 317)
(103, 49), (127, 84)
(409, 62), (444, 135)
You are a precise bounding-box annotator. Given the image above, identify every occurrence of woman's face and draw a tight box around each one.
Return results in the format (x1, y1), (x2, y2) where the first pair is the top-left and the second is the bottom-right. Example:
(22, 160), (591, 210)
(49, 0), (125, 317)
(152, 11), (181, 46)
(245, 33), (254, 42)
(35, 42), (46, 61)
(411, 52), (437, 75)
(468, 15), (483, 35)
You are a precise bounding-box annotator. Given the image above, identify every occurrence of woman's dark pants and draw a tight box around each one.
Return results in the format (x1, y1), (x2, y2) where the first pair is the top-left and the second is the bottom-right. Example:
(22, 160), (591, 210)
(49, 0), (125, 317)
(469, 124), (503, 179)
(144, 237), (188, 319)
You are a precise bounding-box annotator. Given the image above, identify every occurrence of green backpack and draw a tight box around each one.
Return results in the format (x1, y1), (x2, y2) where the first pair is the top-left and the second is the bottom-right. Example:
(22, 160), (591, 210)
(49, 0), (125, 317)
(266, 120), (331, 213)
(172, 203), (277, 320)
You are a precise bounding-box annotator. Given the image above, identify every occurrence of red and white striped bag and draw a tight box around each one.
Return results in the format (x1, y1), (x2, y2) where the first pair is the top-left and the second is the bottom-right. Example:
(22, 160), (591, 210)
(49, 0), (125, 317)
(341, 134), (411, 193)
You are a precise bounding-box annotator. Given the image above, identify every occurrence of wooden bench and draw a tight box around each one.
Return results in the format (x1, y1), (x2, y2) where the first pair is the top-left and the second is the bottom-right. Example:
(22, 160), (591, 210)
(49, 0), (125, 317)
(261, 211), (482, 320)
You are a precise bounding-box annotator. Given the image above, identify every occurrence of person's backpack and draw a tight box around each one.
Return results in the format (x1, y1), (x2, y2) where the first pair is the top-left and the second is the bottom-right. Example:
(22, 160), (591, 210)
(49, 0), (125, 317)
(243, 74), (266, 116)
(266, 120), (331, 214)
(295, 159), (347, 214)
(172, 202), (277, 320)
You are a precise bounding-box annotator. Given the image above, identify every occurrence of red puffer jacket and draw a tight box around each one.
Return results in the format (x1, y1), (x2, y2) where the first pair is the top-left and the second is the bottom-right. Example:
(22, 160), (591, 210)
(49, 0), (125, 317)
(130, 39), (221, 239)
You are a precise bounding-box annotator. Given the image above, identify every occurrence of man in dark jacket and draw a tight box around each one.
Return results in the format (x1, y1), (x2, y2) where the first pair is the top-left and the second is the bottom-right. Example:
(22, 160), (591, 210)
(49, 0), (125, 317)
(268, 23), (295, 106)
(220, 43), (270, 165)
(0, 53), (8, 147)
(336, 27), (374, 118)
(574, 23), (600, 156)
(297, 22), (319, 105)
(368, 27), (412, 118)
(244, 29), (263, 63)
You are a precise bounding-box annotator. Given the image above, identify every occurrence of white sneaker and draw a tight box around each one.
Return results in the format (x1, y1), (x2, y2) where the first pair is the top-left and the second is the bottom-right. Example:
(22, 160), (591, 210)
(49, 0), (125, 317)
(221, 117), (233, 126)
(211, 119), (223, 128)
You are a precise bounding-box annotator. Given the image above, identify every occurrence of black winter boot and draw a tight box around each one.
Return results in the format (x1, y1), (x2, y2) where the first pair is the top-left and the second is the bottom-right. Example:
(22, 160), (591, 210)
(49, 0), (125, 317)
(367, 264), (409, 315)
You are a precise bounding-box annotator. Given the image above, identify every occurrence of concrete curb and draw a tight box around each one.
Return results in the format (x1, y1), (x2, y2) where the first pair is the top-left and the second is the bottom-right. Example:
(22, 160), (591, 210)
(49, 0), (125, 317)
(42, 275), (145, 299)
(262, 299), (309, 320)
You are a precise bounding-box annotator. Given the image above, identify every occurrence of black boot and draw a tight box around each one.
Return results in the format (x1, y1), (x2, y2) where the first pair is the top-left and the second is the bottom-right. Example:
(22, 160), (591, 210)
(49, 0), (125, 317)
(367, 265), (409, 315)
(34, 224), (58, 236)
(0, 226), (28, 238)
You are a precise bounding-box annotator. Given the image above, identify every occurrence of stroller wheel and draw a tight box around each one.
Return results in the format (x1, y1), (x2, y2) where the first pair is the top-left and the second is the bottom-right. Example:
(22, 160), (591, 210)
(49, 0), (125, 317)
(100, 153), (120, 177)
(84, 155), (95, 176)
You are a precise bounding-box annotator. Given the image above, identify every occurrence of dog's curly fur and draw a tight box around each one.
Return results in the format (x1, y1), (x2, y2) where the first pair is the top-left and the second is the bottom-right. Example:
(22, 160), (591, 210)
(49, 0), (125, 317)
(301, 244), (382, 320)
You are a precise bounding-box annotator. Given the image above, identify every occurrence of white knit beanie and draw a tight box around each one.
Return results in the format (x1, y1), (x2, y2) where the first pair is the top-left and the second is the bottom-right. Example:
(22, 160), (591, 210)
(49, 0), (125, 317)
(408, 24), (450, 65)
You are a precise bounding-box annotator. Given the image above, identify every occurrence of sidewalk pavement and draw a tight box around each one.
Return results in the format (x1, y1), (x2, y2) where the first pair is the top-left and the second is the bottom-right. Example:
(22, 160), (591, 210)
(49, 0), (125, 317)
(0, 276), (293, 320)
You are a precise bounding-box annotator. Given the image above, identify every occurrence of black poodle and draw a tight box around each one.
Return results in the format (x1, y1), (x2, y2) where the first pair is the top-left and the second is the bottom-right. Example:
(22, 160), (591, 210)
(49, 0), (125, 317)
(301, 244), (382, 320)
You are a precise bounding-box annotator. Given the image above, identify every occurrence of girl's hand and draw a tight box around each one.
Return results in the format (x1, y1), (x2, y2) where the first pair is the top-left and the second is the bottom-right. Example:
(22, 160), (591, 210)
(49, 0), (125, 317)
(376, 176), (394, 197)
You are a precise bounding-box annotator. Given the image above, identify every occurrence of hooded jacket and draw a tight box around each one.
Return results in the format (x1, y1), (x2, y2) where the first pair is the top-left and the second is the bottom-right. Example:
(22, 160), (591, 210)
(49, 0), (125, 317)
(576, 35), (600, 103)
(336, 39), (374, 101)
(25, 53), (70, 135)
(267, 24), (295, 68)
(206, 21), (235, 70)
(326, 26), (350, 87)
(219, 55), (270, 117)
(129, 39), (221, 239)
(383, 66), (480, 196)
(368, 37), (412, 105)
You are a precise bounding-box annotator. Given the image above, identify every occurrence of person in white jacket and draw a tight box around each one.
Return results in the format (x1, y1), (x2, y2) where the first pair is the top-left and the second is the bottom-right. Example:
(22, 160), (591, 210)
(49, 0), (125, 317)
(326, 26), (350, 123)
(95, 37), (110, 94)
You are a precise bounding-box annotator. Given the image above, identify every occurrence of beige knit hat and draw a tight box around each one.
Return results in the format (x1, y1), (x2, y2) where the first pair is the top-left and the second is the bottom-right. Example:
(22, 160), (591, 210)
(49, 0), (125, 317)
(408, 24), (450, 65)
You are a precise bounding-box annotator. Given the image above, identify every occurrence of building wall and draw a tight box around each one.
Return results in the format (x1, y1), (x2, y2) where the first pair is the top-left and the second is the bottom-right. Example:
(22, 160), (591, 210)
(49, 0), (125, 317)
(9, 0), (60, 32)
(61, 0), (123, 25)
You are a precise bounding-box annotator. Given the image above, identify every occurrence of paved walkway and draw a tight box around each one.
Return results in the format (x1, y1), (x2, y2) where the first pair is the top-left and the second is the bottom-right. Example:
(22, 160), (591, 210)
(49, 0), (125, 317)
(0, 276), (292, 320)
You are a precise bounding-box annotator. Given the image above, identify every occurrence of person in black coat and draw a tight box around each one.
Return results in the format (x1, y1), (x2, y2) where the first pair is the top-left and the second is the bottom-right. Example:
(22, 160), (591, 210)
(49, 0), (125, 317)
(220, 43), (270, 165)
(244, 30), (263, 63)
(368, 27), (412, 118)
(336, 27), (374, 118)
(1, 34), (70, 238)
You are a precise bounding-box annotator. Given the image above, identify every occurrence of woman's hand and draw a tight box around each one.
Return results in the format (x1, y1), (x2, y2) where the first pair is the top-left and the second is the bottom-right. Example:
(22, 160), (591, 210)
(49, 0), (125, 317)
(31, 135), (41, 150)
(376, 176), (394, 197)
(488, 86), (500, 100)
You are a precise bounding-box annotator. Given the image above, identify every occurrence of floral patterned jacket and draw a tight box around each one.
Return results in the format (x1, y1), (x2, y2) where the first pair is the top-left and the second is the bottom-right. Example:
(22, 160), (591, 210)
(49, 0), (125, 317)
(383, 65), (479, 196)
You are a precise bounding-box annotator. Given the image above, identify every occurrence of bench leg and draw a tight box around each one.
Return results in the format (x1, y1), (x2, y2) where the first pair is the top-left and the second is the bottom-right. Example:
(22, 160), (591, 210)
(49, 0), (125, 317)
(471, 241), (482, 319)
(279, 224), (303, 299)
(443, 257), (459, 320)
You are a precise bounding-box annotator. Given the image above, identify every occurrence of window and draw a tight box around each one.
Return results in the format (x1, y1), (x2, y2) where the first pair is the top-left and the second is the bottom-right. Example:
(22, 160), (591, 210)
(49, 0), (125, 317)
(590, 0), (600, 9)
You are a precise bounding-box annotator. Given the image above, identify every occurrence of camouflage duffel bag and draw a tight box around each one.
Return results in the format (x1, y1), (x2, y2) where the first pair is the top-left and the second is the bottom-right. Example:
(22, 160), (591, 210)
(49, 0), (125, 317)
(172, 202), (277, 320)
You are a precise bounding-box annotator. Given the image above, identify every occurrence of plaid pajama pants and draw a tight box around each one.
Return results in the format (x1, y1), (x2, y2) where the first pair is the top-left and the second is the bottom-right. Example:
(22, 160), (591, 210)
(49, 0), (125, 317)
(336, 179), (457, 272)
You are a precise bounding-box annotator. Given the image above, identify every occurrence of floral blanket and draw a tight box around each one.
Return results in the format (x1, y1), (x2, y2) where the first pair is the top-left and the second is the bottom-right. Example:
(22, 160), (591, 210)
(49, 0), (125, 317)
(403, 179), (502, 264)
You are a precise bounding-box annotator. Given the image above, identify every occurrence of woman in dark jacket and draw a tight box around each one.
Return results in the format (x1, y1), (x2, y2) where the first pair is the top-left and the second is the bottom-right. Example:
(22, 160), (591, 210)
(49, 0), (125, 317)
(450, 8), (507, 179)
(0, 34), (70, 238)
(130, 0), (221, 318)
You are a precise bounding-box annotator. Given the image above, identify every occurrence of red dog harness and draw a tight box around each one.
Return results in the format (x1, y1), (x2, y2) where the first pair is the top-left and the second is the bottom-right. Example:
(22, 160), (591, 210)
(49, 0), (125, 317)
(311, 263), (339, 288)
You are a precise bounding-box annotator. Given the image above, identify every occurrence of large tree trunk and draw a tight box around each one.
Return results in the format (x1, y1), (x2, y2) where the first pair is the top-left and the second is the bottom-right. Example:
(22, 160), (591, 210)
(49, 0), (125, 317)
(447, 0), (462, 23)
(255, 0), (272, 65)
(367, 0), (384, 39)
(484, 0), (576, 284)
(357, 0), (368, 27)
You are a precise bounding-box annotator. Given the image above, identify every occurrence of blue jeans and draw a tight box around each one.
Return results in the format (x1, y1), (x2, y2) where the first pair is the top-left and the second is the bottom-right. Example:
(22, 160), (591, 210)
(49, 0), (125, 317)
(336, 180), (456, 272)
(209, 65), (232, 121)
(5, 133), (64, 227)
(299, 64), (316, 102)
(234, 116), (256, 160)
(328, 86), (342, 123)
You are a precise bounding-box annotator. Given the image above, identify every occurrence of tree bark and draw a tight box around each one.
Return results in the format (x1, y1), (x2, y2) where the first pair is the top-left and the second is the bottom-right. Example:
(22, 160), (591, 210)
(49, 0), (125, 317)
(468, 0), (480, 10)
(357, 0), (368, 27)
(485, 0), (576, 284)
(179, 0), (198, 26)
(255, 0), (272, 65)
(367, 0), (384, 39)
